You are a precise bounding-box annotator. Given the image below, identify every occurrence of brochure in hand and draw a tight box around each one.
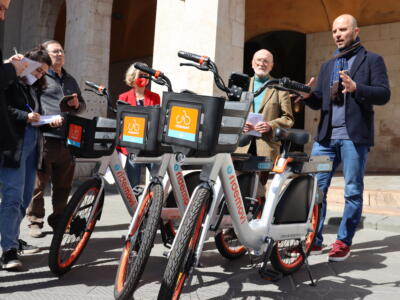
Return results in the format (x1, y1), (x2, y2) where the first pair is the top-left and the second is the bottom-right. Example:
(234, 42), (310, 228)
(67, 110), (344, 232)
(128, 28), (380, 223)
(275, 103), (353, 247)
(246, 112), (263, 137)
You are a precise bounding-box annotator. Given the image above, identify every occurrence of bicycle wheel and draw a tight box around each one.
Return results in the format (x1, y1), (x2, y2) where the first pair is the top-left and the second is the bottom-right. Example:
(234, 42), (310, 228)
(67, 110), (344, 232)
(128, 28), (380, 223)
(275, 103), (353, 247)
(158, 187), (210, 300)
(114, 183), (163, 300)
(270, 203), (321, 274)
(48, 178), (104, 276)
(214, 173), (262, 259)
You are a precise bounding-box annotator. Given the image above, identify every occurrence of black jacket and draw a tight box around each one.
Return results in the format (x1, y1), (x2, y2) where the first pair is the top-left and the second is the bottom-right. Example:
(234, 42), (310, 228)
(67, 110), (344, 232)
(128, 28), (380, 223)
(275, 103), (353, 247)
(305, 47), (390, 146)
(1, 79), (43, 168)
(40, 68), (86, 139)
(0, 49), (18, 152)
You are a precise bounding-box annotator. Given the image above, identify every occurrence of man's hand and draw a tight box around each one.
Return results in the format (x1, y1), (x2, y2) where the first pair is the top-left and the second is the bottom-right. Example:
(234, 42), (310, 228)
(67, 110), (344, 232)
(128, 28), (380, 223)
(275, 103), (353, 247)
(27, 112), (40, 123)
(67, 93), (79, 109)
(6, 54), (28, 76)
(255, 121), (271, 133)
(243, 121), (255, 133)
(293, 77), (315, 103)
(49, 115), (64, 128)
(339, 70), (357, 93)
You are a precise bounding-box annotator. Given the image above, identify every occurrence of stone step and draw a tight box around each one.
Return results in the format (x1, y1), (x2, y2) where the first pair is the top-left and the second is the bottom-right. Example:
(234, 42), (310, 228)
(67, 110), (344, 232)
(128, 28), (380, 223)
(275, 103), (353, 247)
(328, 175), (400, 216)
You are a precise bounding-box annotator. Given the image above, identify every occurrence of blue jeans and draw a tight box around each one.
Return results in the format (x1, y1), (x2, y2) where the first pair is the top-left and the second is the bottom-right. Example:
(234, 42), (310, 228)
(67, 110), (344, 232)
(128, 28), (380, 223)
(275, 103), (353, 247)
(311, 139), (368, 247)
(0, 126), (38, 251)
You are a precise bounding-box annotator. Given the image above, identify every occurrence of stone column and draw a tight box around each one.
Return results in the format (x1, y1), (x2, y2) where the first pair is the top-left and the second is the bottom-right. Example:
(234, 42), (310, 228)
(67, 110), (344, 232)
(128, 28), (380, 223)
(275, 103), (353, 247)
(152, 0), (245, 97)
(64, 0), (113, 179)
(64, 0), (113, 118)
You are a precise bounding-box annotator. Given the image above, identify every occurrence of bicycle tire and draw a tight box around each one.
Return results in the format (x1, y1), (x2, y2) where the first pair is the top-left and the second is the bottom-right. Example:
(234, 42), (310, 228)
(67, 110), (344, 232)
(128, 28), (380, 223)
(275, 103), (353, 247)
(214, 173), (262, 260)
(114, 183), (164, 300)
(270, 203), (321, 274)
(158, 187), (210, 300)
(48, 178), (104, 276)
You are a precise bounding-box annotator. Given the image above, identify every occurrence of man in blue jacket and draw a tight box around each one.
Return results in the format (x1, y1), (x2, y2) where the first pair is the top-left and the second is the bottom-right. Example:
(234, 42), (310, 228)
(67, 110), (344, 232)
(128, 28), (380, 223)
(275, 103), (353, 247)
(300, 14), (390, 262)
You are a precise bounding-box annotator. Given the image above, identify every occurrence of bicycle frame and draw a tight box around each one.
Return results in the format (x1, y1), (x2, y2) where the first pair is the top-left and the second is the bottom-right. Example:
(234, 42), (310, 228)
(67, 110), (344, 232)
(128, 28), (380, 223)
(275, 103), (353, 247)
(183, 153), (319, 266)
(74, 150), (229, 226)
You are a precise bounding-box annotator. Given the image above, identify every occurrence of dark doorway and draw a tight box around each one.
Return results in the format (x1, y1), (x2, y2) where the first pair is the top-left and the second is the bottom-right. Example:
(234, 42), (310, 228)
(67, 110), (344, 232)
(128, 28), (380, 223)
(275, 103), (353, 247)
(244, 31), (306, 131)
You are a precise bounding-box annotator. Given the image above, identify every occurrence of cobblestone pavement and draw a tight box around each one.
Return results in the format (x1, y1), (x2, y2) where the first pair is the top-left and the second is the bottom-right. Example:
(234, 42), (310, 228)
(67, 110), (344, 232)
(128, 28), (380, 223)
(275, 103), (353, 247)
(1, 191), (400, 299)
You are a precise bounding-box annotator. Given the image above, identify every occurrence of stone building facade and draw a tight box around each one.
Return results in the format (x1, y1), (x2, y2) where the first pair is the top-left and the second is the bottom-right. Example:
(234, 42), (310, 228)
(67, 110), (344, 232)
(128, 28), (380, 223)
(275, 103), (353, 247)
(1, 0), (399, 173)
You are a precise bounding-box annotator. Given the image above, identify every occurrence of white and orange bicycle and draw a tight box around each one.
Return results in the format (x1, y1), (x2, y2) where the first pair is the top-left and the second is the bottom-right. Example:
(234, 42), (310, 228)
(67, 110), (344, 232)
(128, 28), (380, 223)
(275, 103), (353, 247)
(156, 52), (333, 300)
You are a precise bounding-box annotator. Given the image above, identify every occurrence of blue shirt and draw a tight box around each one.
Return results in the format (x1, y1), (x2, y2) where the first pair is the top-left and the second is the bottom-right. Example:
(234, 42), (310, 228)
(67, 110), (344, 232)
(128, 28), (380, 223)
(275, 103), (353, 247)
(252, 75), (268, 113)
(331, 55), (356, 139)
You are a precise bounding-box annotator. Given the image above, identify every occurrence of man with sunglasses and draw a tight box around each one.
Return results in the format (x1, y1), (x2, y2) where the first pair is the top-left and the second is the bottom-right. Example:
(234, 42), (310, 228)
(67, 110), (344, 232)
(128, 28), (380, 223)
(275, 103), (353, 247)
(26, 40), (86, 238)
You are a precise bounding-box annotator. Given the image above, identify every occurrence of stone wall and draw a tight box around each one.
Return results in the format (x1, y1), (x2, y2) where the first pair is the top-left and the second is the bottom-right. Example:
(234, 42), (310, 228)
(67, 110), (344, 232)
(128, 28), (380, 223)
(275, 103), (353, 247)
(305, 22), (400, 173)
(3, 0), (64, 55)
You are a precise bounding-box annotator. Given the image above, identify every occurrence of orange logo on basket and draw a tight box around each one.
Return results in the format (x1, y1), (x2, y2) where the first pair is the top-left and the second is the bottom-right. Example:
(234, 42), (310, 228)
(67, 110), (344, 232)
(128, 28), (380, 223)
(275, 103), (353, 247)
(68, 124), (82, 143)
(169, 106), (198, 134)
(67, 123), (83, 147)
(123, 116), (145, 139)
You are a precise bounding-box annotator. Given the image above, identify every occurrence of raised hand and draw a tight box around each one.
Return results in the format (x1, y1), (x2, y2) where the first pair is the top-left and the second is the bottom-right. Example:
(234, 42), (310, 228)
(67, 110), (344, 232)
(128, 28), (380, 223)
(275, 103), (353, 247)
(339, 70), (357, 93)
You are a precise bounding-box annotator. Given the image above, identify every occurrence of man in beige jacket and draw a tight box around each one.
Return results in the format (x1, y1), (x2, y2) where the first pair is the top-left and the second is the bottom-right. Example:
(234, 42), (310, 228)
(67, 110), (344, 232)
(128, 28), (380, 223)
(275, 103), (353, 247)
(238, 49), (294, 168)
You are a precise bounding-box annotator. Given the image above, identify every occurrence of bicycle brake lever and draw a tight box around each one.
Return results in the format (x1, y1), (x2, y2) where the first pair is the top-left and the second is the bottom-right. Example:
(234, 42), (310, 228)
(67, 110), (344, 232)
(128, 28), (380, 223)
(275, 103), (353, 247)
(151, 77), (166, 86)
(273, 85), (303, 100)
(180, 62), (209, 71)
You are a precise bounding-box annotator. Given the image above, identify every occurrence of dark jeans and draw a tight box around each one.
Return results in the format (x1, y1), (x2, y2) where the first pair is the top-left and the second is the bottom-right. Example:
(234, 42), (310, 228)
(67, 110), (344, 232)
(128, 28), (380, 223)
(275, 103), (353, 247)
(27, 137), (75, 224)
(311, 139), (368, 246)
(125, 159), (142, 188)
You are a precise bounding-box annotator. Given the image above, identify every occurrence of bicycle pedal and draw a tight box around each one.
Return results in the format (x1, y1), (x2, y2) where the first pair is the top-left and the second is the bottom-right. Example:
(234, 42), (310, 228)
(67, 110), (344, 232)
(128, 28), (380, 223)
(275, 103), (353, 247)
(258, 268), (283, 282)
(162, 250), (170, 257)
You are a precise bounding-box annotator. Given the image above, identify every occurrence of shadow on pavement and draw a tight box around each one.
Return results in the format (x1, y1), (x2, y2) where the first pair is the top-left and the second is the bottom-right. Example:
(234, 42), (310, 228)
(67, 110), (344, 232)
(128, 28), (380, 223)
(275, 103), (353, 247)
(167, 234), (400, 299)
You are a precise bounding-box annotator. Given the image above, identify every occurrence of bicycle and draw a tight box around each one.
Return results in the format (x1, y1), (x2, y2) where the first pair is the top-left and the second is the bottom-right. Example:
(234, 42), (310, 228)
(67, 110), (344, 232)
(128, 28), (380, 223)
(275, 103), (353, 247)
(48, 80), (201, 276)
(112, 63), (273, 300)
(156, 52), (332, 299)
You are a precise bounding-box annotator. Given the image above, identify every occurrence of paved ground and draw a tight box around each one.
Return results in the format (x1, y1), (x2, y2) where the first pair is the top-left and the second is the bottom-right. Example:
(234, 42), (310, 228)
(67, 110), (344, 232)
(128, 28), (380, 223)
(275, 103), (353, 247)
(1, 189), (400, 299)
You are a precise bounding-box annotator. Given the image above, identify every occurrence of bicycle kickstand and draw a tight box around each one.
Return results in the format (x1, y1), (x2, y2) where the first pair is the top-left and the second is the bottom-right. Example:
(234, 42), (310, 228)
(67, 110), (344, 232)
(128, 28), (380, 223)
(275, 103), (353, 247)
(258, 237), (283, 282)
(300, 241), (317, 286)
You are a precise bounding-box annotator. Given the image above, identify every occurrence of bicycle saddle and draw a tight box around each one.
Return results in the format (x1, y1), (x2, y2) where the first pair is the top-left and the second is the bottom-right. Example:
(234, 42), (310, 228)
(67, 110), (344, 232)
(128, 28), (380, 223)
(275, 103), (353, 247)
(274, 128), (310, 145)
(238, 134), (252, 147)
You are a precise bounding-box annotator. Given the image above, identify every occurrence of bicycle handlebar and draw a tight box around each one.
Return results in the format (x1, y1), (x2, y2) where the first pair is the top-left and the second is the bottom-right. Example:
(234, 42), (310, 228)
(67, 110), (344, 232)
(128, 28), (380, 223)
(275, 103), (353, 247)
(133, 63), (173, 92)
(134, 63), (161, 78)
(178, 50), (311, 100)
(178, 51), (210, 65)
(280, 77), (311, 94)
(85, 81), (106, 94)
(84, 81), (116, 113)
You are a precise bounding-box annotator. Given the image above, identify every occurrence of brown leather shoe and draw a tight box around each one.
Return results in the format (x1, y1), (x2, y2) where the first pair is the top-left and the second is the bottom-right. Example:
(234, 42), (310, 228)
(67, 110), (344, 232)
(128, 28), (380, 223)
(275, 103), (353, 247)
(28, 222), (45, 238)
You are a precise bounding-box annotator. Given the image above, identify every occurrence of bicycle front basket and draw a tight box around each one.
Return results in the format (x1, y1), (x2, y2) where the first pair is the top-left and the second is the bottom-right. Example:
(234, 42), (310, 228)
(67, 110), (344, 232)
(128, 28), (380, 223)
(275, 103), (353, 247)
(158, 91), (226, 156)
(66, 115), (116, 158)
(116, 104), (162, 155)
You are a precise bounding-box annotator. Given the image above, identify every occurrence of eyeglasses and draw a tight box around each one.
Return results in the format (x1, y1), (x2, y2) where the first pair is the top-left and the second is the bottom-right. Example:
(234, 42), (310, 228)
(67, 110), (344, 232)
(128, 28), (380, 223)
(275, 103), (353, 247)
(49, 49), (65, 55)
(254, 58), (271, 64)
